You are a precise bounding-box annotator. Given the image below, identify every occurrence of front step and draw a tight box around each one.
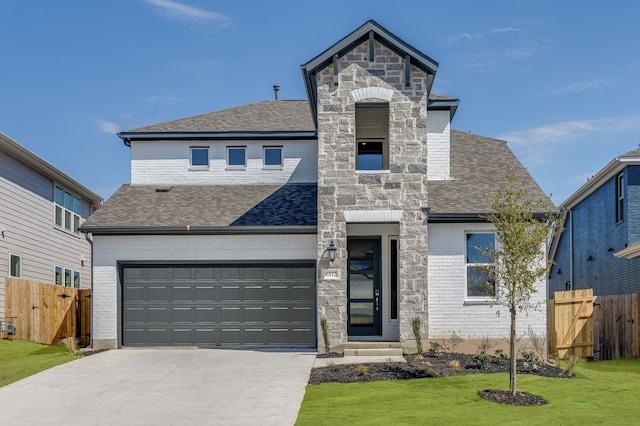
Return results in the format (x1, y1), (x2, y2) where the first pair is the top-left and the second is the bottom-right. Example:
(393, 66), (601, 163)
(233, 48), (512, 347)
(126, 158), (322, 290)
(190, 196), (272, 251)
(343, 342), (403, 357)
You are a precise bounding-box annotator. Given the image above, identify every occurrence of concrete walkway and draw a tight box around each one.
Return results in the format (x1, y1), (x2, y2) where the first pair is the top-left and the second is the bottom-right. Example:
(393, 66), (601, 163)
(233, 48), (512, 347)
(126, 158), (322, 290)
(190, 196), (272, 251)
(0, 348), (316, 425)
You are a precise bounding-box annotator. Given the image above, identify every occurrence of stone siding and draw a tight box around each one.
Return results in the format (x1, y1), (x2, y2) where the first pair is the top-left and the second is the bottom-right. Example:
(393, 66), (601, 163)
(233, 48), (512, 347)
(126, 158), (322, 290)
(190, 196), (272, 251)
(315, 39), (430, 350)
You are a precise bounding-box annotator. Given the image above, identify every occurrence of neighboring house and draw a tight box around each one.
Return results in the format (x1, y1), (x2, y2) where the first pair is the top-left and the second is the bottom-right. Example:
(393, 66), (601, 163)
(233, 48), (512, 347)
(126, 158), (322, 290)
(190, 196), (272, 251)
(0, 132), (102, 322)
(550, 149), (640, 297)
(82, 20), (551, 352)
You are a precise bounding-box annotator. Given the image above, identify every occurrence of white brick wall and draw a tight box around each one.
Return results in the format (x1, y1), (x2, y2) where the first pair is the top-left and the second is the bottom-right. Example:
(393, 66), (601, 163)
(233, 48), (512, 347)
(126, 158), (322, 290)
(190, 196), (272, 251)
(130, 139), (318, 185)
(427, 110), (451, 180)
(427, 223), (547, 339)
(91, 234), (316, 347)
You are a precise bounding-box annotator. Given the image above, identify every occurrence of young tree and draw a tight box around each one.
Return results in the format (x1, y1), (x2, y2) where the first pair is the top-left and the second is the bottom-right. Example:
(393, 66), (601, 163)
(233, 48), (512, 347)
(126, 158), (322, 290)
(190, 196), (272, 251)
(481, 165), (558, 396)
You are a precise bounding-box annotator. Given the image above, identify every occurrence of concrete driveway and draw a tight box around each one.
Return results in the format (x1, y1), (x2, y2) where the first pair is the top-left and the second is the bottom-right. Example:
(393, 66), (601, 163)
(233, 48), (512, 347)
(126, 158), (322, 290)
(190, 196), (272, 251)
(0, 348), (316, 425)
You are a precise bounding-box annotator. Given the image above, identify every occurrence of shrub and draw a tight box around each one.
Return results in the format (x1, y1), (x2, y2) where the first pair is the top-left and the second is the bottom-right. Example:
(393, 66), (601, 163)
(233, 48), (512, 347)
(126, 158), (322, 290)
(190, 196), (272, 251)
(562, 353), (581, 375)
(358, 365), (368, 376)
(441, 329), (465, 353)
(521, 350), (543, 368)
(448, 359), (461, 373)
(411, 317), (423, 354)
(320, 318), (330, 354)
(473, 351), (491, 369)
(428, 341), (443, 356)
(494, 349), (508, 365)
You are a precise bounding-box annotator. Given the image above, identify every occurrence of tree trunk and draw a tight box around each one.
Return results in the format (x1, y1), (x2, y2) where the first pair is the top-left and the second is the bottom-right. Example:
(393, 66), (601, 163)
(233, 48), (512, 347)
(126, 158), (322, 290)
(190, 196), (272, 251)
(510, 307), (517, 396)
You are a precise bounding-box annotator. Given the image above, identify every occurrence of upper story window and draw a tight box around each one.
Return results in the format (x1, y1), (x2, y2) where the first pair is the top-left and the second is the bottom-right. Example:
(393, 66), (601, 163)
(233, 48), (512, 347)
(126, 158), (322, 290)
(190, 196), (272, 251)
(616, 172), (624, 222)
(227, 146), (246, 169)
(9, 254), (20, 278)
(263, 146), (283, 168)
(54, 186), (81, 233)
(54, 266), (80, 288)
(466, 232), (495, 298)
(190, 147), (209, 168)
(356, 103), (389, 171)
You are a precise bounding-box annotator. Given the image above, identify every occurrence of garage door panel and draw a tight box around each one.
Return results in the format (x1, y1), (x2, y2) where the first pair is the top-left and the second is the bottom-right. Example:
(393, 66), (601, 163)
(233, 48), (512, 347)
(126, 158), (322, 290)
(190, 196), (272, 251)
(122, 264), (315, 347)
(172, 286), (193, 301)
(195, 307), (215, 322)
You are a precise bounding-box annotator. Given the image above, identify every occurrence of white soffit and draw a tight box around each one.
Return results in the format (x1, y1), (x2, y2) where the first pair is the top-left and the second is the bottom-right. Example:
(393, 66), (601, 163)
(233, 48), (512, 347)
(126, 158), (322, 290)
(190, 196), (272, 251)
(343, 210), (403, 223)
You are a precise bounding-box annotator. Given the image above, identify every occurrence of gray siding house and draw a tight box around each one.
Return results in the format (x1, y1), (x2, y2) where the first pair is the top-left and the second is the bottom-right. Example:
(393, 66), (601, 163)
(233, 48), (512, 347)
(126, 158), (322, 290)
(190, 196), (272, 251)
(82, 21), (551, 352)
(0, 132), (102, 321)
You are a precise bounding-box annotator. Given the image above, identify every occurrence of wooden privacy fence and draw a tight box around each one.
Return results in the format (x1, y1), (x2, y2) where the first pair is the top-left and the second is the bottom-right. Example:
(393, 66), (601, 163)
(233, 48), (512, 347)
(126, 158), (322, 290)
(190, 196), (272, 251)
(593, 293), (640, 360)
(4, 278), (91, 346)
(548, 289), (594, 359)
(549, 289), (640, 360)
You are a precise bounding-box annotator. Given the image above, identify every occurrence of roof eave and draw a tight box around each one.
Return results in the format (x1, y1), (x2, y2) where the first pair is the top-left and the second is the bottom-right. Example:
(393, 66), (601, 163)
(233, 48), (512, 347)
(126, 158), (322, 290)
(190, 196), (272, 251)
(560, 156), (640, 210)
(118, 131), (318, 146)
(79, 225), (318, 235)
(428, 99), (460, 121)
(0, 132), (103, 204)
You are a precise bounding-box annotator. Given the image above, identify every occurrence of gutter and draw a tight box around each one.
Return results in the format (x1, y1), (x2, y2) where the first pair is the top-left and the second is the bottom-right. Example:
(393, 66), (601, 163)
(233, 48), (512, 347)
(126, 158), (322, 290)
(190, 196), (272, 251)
(82, 231), (94, 349)
(118, 131), (317, 146)
(79, 225), (318, 236)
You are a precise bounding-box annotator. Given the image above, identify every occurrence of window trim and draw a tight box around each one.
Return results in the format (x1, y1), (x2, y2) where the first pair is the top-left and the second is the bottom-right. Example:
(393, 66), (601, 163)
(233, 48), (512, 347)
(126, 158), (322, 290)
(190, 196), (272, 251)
(465, 232), (496, 300)
(226, 146), (246, 169)
(189, 146), (210, 169)
(9, 254), (20, 278)
(616, 172), (624, 223)
(54, 185), (82, 234)
(263, 146), (283, 169)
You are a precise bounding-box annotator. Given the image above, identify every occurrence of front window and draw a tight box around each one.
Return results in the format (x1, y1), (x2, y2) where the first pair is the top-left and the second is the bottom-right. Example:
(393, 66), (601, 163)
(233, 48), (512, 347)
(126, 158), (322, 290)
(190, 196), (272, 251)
(190, 147), (209, 167)
(55, 266), (63, 285)
(616, 172), (624, 222)
(10, 254), (20, 277)
(356, 103), (389, 171)
(74, 271), (80, 289)
(65, 268), (72, 287)
(466, 233), (496, 298)
(263, 146), (282, 168)
(54, 186), (81, 233)
(227, 147), (246, 168)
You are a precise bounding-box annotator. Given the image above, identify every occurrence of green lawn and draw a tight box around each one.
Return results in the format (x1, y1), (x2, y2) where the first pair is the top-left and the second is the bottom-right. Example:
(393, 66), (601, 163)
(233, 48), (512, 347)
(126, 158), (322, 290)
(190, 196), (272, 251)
(297, 358), (640, 425)
(0, 339), (81, 387)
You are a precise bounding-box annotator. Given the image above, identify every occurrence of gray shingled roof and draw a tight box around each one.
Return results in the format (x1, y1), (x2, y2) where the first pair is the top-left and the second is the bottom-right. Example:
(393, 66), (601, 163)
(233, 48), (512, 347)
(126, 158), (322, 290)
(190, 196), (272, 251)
(124, 95), (457, 134)
(620, 147), (640, 158)
(428, 130), (554, 216)
(128, 100), (315, 133)
(80, 183), (317, 233)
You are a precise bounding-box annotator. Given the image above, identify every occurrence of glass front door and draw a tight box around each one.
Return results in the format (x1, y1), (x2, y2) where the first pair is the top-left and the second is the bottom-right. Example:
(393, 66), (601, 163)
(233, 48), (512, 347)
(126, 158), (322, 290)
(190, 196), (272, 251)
(347, 237), (381, 336)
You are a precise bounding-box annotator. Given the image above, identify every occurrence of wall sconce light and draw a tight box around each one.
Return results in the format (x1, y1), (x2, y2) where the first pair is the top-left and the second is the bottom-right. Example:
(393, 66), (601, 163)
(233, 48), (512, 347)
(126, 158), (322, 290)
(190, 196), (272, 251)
(587, 255), (594, 261)
(327, 240), (337, 263)
(607, 247), (614, 252)
(557, 268), (562, 274)
(80, 254), (86, 267)
(0, 226), (6, 238)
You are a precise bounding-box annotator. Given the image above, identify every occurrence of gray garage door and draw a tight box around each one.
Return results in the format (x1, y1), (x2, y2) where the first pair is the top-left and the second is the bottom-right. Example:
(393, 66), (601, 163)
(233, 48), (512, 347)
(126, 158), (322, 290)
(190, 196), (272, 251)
(122, 264), (315, 347)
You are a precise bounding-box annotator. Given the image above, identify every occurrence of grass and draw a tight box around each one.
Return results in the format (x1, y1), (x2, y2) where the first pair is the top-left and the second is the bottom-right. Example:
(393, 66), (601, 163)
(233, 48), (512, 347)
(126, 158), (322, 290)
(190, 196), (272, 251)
(297, 357), (640, 425)
(0, 339), (82, 387)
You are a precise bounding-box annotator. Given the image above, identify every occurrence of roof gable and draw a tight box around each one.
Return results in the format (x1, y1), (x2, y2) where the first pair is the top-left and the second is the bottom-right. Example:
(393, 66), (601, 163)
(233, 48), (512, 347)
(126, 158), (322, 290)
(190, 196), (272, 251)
(301, 20), (440, 127)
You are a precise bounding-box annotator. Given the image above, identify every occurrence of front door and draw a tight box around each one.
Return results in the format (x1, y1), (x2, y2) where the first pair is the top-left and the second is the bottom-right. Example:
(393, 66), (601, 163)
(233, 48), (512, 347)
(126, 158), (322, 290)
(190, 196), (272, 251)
(347, 237), (381, 336)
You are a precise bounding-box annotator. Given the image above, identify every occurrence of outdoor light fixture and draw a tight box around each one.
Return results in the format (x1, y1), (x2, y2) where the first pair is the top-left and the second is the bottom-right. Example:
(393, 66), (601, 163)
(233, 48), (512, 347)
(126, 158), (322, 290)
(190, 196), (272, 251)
(327, 240), (337, 263)
(0, 226), (6, 238)
(80, 254), (86, 267)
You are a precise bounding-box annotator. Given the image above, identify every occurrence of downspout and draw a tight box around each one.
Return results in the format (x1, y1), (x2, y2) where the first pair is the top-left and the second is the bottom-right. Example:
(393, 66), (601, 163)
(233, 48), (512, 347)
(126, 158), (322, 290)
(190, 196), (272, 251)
(83, 231), (94, 349)
(568, 210), (573, 290)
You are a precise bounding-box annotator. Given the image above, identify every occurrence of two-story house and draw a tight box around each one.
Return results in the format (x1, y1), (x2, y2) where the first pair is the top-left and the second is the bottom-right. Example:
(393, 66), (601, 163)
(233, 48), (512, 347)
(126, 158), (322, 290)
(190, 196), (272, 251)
(550, 148), (640, 297)
(82, 21), (551, 352)
(0, 132), (102, 322)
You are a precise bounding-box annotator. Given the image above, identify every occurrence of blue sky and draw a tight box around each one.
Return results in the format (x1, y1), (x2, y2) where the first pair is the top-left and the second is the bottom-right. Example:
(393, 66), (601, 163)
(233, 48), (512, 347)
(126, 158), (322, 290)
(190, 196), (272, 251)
(1, 1), (639, 203)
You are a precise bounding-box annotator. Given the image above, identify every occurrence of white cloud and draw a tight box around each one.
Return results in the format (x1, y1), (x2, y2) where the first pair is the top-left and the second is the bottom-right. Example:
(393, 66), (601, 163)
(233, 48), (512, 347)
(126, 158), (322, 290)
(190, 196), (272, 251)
(448, 27), (522, 43)
(143, 0), (231, 27)
(500, 115), (640, 165)
(547, 79), (609, 96)
(96, 119), (120, 134)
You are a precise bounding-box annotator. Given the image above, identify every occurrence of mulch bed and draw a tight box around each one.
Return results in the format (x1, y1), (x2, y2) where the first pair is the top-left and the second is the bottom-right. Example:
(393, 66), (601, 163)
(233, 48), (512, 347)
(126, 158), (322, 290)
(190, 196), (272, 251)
(310, 352), (570, 405)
